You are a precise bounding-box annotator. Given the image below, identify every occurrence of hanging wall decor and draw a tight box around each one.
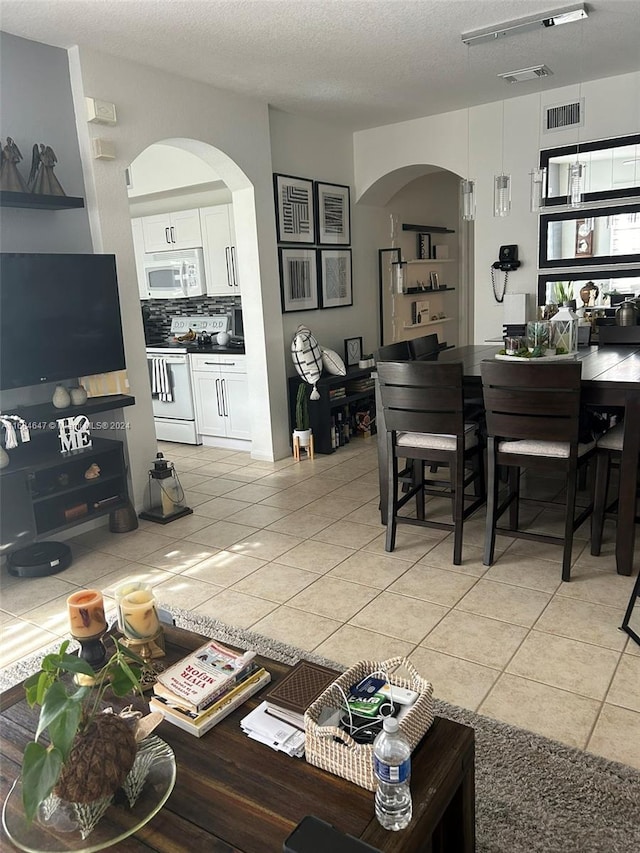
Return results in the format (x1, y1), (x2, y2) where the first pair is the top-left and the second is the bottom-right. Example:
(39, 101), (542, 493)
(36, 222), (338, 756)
(274, 173), (315, 243)
(315, 181), (351, 245)
(279, 247), (319, 312)
(319, 248), (352, 309)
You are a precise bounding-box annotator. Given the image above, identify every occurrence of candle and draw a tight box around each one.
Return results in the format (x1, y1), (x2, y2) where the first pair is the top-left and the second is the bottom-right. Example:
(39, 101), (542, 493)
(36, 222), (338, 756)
(67, 589), (107, 638)
(121, 589), (160, 640)
(114, 580), (151, 631)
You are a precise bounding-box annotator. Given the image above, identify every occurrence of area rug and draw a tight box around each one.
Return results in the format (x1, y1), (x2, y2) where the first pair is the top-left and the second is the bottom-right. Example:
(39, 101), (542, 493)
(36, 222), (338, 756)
(2, 605), (638, 853)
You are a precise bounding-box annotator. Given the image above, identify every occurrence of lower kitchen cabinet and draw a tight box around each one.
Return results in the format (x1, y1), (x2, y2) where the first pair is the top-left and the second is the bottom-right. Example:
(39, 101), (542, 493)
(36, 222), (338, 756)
(191, 354), (250, 441)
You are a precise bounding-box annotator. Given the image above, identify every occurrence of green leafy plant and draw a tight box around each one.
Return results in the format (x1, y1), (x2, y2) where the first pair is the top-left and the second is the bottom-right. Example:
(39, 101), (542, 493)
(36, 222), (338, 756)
(294, 382), (310, 431)
(21, 639), (143, 822)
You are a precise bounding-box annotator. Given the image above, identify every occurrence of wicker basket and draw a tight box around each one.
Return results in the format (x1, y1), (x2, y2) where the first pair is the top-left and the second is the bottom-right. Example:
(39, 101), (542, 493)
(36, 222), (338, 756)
(304, 656), (434, 791)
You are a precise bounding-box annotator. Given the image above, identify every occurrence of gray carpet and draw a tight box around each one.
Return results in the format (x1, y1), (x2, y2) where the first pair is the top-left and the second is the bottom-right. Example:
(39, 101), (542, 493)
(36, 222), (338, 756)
(2, 605), (639, 853)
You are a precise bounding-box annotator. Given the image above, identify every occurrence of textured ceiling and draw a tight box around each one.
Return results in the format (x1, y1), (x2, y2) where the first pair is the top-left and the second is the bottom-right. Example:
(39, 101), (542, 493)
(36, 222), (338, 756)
(1, 0), (639, 130)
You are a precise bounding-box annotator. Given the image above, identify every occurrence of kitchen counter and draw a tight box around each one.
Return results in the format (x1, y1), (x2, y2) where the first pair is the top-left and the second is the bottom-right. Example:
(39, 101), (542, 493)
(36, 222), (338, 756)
(146, 340), (245, 355)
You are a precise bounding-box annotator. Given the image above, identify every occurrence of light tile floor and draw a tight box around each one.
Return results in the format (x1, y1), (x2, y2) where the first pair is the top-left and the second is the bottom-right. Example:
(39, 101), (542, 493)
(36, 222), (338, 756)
(1, 439), (639, 769)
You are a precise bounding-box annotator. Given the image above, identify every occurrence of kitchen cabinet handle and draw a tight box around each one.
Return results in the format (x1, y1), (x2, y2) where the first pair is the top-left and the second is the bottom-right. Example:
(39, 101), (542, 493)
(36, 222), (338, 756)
(221, 379), (228, 417)
(225, 247), (232, 287)
(215, 378), (223, 417)
(230, 247), (238, 289)
(204, 361), (235, 366)
(165, 227), (171, 244)
(170, 226), (176, 243)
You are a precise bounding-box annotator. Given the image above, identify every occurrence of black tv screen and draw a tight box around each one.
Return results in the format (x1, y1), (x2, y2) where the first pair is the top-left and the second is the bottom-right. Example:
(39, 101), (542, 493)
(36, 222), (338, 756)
(0, 253), (126, 391)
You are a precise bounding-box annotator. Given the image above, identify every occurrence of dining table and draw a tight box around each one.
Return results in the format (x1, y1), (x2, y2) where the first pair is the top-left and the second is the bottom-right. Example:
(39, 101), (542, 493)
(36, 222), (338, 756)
(374, 344), (640, 577)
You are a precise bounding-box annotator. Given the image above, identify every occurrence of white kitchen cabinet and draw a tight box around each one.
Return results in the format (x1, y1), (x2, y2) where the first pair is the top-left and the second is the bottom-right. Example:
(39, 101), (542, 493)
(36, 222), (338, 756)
(131, 218), (148, 299)
(200, 204), (240, 296)
(191, 354), (250, 441)
(141, 208), (202, 252)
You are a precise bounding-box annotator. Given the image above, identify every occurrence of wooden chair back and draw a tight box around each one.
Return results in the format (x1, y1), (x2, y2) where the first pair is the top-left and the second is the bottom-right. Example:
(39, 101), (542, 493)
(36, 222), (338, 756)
(480, 361), (582, 444)
(374, 341), (411, 362)
(377, 361), (466, 437)
(598, 325), (640, 345)
(408, 334), (440, 361)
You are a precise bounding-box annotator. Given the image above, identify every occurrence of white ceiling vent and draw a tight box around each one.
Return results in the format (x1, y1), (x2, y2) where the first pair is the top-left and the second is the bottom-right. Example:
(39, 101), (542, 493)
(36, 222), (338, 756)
(498, 65), (552, 84)
(544, 99), (584, 133)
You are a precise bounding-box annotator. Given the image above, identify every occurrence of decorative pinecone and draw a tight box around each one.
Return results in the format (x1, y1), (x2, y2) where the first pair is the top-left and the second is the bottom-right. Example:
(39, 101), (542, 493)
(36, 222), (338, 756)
(55, 714), (137, 803)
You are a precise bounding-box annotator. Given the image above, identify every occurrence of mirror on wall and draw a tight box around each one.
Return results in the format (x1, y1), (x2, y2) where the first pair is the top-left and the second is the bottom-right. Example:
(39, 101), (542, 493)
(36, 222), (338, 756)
(541, 133), (640, 207)
(539, 203), (640, 268)
(537, 269), (640, 307)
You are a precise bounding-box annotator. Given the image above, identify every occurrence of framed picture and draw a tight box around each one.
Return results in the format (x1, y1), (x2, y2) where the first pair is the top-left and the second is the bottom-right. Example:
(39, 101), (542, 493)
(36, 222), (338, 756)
(319, 248), (352, 309)
(274, 173), (315, 244)
(417, 233), (431, 260)
(315, 182), (351, 245)
(575, 219), (594, 257)
(344, 336), (363, 367)
(279, 247), (319, 312)
(429, 271), (439, 289)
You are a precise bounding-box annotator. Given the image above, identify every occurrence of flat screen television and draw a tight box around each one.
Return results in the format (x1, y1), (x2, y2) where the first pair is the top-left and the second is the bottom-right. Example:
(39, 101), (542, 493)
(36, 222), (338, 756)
(0, 253), (126, 391)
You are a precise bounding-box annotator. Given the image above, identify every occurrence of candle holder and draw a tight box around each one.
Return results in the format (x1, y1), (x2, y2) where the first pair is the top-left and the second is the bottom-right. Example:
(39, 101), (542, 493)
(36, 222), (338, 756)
(121, 627), (165, 663)
(74, 630), (108, 671)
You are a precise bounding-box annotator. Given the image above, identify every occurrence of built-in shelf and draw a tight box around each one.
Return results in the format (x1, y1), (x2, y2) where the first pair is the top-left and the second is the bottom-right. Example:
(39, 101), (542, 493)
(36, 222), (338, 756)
(9, 395), (135, 431)
(403, 317), (455, 329)
(402, 223), (455, 234)
(402, 287), (456, 295)
(0, 191), (85, 211)
(406, 259), (455, 265)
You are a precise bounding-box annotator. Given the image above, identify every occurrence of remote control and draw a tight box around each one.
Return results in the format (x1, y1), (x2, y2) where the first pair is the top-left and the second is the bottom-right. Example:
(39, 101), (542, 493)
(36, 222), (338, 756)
(377, 683), (419, 705)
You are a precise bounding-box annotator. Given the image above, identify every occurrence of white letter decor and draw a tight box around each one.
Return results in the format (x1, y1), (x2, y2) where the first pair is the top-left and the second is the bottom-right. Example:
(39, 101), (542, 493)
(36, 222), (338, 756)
(291, 325), (323, 400)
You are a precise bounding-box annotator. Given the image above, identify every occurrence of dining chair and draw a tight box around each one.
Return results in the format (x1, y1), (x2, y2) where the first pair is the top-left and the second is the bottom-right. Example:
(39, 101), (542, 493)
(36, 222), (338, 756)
(377, 361), (485, 565)
(408, 333), (440, 361)
(480, 360), (596, 582)
(598, 325), (640, 345)
(591, 421), (640, 557)
(374, 341), (412, 362)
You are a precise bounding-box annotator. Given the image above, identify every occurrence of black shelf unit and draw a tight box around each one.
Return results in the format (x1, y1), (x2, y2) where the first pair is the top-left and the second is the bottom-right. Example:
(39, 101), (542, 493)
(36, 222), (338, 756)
(0, 191), (85, 210)
(11, 394), (135, 432)
(288, 366), (376, 454)
(402, 223), (455, 234)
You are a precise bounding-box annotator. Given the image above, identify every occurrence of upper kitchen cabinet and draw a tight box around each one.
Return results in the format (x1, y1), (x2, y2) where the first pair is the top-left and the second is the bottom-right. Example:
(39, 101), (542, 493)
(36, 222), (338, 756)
(201, 204), (240, 296)
(131, 218), (149, 299)
(140, 208), (202, 252)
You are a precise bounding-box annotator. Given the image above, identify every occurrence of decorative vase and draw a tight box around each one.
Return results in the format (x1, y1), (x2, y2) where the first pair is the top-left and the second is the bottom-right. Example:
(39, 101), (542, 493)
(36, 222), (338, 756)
(293, 429), (311, 449)
(70, 385), (88, 406)
(580, 281), (599, 307)
(52, 385), (71, 409)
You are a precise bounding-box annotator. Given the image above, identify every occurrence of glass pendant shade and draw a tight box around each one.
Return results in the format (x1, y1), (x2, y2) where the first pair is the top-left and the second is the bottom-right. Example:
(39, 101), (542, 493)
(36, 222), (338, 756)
(529, 166), (547, 212)
(461, 179), (475, 221)
(494, 174), (511, 217)
(567, 161), (586, 207)
(551, 303), (578, 354)
(394, 262), (405, 294)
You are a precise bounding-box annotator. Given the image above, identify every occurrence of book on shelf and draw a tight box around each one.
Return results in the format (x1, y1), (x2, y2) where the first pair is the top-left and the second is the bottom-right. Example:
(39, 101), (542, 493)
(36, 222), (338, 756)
(153, 637), (256, 712)
(150, 667), (271, 737)
(329, 388), (346, 399)
(262, 659), (337, 729)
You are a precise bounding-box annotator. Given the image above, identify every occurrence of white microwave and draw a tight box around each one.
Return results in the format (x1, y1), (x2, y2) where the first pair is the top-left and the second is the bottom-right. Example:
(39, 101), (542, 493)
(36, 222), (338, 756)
(143, 248), (206, 299)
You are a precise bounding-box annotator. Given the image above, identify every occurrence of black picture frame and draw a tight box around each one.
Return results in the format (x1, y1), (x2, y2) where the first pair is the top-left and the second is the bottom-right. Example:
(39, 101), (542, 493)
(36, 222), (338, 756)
(273, 173), (315, 244)
(319, 248), (353, 309)
(344, 336), (363, 367)
(378, 247), (402, 346)
(417, 233), (431, 260)
(315, 182), (351, 245)
(278, 247), (319, 313)
(537, 268), (640, 307)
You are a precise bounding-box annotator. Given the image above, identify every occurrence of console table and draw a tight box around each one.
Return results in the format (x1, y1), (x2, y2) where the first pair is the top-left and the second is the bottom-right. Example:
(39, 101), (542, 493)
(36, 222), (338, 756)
(0, 624), (476, 852)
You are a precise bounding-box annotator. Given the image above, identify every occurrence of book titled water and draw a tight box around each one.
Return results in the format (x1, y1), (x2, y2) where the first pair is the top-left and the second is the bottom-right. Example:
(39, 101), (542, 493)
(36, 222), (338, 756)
(155, 639), (256, 711)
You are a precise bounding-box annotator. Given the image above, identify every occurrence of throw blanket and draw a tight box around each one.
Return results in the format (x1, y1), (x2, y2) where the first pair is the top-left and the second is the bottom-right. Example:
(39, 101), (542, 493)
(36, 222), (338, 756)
(151, 358), (172, 402)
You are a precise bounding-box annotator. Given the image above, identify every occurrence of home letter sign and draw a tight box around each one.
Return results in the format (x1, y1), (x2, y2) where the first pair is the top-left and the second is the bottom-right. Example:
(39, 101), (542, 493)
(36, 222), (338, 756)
(57, 415), (92, 453)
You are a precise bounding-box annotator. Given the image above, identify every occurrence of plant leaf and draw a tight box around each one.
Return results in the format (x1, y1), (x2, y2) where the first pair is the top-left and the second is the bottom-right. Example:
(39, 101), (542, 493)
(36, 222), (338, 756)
(35, 681), (77, 741)
(109, 662), (140, 696)
(48, 700), (82, 761)
(57, 656), (96, 677)
(22, 742), (63, 823)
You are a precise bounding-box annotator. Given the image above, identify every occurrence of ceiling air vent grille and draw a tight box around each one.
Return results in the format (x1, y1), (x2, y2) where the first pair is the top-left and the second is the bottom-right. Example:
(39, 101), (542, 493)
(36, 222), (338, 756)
(544, 100), (583, 133)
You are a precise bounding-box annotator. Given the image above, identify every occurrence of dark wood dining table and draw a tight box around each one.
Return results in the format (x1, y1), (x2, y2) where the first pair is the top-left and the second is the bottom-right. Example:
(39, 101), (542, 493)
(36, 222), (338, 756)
(375, 344), (640, 577)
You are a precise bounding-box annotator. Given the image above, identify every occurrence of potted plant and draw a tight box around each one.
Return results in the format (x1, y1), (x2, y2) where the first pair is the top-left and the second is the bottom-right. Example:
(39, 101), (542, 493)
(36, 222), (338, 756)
(21, 639), (144, 823)
(293, 381), (311, 450)
(554, 281), (576, 310)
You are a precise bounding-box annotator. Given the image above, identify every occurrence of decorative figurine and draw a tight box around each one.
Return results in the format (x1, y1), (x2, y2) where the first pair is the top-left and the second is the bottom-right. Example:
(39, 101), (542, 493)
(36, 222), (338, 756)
(84, 463), (101, 480)
(28, 143), (66, 196)
(0, 137), (30, 192)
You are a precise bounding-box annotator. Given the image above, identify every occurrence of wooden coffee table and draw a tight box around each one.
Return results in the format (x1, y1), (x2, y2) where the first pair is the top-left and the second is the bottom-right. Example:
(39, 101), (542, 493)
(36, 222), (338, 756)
(0, 624), (475, 852)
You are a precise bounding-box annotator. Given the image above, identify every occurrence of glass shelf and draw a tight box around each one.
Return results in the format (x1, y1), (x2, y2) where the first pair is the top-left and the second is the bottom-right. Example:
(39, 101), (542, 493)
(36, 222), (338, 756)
(2, 736), (176, 852)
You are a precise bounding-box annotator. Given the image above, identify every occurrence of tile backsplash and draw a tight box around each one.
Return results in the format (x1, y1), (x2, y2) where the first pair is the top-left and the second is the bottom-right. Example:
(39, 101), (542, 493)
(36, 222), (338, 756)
(142, 296), (241, 344)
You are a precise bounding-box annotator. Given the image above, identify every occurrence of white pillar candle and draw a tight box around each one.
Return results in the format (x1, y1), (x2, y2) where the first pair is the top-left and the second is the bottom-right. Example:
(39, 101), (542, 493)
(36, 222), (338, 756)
(120, 589), (160, 640)
(114, 581), (151, 631)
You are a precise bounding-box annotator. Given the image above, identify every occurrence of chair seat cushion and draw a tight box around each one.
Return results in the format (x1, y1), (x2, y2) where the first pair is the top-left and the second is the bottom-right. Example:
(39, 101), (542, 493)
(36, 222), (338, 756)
(397, 424), (478, 451)
(497, 438), (595, 458)
(596, 421), (624, 452)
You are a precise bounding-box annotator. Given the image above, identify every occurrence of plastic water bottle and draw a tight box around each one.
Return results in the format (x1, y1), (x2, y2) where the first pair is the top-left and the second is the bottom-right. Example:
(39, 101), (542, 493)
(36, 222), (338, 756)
(373, 717), (412, 831)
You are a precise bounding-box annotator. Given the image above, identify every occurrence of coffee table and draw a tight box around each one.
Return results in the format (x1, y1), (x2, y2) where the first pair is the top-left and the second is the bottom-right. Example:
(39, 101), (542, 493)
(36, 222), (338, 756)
(0, 624), (475, 852)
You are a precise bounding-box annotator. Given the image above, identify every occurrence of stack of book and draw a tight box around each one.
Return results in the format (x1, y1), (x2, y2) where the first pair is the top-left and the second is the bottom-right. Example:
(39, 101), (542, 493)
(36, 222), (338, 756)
(346, 378), (375, 394)
(149, 638), (270, 737)
(329, 386), (346, 400)
(262, 660), (337, 729)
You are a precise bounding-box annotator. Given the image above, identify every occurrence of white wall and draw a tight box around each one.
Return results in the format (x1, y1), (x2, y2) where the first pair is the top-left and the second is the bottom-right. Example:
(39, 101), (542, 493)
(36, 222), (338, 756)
(354, 71), (640, 343)
(127, 144), (222, 197)
(68, 45), (290, 506)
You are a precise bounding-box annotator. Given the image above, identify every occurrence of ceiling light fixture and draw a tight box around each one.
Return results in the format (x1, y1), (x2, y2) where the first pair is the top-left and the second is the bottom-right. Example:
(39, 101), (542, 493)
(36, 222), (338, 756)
(499, 65), (553, 84)
(568, 14), (587, 207)
(461, 3), (587, 46)
(530, 31), (548, 212)
(460, 43), (475, 221)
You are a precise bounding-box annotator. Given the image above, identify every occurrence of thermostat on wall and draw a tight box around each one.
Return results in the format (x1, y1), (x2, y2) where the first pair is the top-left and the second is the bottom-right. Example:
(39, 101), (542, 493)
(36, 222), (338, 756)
(92, 138), (116, 160)
(86, 97), (117, 125)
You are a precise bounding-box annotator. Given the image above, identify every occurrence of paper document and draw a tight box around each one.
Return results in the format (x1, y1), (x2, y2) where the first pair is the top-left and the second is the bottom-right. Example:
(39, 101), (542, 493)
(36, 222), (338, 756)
(241, 701), (305, 757)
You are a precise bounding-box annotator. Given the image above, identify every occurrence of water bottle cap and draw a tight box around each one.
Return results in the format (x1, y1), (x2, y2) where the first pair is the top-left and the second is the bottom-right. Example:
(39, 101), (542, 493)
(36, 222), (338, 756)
(383, 717), (399, 733)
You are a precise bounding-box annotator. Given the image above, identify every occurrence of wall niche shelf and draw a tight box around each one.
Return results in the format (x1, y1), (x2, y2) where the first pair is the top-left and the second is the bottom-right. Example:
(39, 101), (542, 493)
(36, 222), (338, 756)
(11, 394), (135, 428)
(402, 223), (455, 234)
(0, 191), (85, 211)
(402, 287), (456, 295)
(406, 259), (455, 265)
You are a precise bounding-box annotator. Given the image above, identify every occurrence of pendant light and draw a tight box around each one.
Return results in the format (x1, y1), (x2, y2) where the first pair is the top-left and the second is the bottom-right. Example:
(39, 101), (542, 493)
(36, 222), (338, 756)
(460, 44), (475, 221)
(567, 15), (586, 207)
(494, 93), (511, 217)
(529, 29), (547, 212)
